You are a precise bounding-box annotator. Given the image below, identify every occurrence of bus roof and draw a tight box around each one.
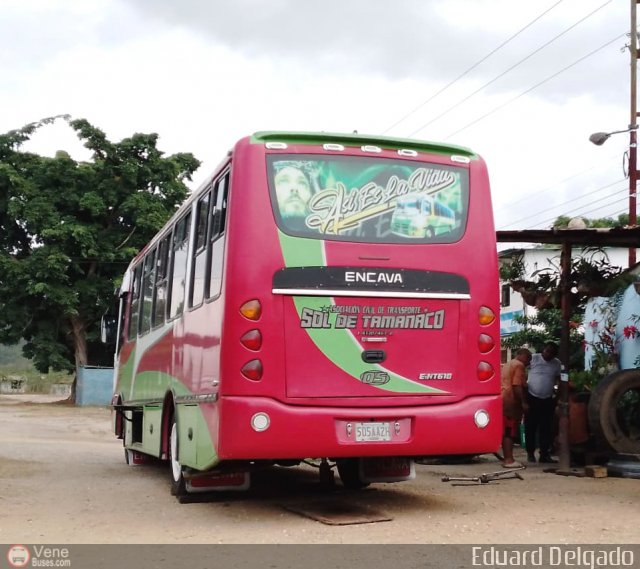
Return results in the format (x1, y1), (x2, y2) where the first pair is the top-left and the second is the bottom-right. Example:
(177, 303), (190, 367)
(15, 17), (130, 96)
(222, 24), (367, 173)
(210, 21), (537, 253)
(251, 131), (477, 158)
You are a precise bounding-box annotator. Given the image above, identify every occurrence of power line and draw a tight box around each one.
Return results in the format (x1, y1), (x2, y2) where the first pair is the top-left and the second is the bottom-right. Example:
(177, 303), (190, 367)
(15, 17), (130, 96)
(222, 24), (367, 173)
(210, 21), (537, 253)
(521, 180), (623, 225)
(524, 187), (627, 229)
(527, 195), (628, 228)
(607, 207), (629, 218)
(495, 152), (621, 216)
(498, 177), (625, 229)
(408, 0), (615, 138)
(573, 197), (629, 220)
(445, 32), (625, 140)
(380, 0), (565, 135)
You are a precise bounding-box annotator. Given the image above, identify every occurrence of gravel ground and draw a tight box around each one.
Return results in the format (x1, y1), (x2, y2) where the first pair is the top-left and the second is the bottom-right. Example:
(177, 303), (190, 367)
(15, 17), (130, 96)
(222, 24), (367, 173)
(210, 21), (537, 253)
(0, 394), (638, 544)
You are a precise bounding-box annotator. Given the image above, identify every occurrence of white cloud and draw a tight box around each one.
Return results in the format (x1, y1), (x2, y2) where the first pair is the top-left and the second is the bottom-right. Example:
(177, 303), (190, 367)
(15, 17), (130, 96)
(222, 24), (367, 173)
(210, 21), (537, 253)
(0, 0), (632, 234)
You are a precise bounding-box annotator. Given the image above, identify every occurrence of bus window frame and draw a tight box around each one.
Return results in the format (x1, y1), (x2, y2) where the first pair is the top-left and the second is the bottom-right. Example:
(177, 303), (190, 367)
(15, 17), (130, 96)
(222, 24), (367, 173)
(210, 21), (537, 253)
(139, 247), (157, 337)
(168, 211), (192, 322)
(205, 170), (229, 304)
(152, 233), (172, 329)
(189, 186), (214, 311)
(127, 264), (143, 341)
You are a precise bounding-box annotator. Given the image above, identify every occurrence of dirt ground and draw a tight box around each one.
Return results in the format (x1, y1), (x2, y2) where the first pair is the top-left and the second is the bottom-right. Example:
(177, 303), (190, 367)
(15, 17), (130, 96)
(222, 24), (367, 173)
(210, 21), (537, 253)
(0, 393), (638, 545)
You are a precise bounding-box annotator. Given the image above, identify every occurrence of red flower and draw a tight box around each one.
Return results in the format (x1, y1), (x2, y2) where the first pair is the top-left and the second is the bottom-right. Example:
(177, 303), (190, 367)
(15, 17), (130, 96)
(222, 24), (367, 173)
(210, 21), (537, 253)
(623, 325), (639, 339)
(589, 320), (599, 328)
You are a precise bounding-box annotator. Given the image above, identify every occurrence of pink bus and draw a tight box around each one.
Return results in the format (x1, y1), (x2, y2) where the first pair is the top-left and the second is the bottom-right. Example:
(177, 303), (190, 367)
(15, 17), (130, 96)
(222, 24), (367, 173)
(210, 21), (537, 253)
(111, 132), (501, 498)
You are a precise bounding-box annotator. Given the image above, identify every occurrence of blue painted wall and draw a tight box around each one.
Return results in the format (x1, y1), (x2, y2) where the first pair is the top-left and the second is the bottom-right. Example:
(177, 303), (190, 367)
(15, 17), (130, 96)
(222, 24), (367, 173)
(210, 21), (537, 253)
(584, 285), (640, 371)
(76, 365), (114, 406)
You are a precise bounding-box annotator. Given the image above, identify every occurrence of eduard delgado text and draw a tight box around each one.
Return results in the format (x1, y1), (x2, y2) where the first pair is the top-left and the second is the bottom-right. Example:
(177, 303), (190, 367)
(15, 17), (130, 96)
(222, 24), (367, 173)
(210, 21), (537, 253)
(471, 546), (634, 568)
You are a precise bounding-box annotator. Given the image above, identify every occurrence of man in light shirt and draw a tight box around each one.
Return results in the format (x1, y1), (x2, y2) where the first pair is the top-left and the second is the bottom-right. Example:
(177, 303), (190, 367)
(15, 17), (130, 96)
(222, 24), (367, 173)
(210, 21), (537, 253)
(525, 342), (561, 464)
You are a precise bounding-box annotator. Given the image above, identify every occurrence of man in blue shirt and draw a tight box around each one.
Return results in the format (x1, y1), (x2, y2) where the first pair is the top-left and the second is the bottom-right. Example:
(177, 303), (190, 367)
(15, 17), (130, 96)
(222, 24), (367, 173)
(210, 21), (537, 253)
(525, 342), (561, 463)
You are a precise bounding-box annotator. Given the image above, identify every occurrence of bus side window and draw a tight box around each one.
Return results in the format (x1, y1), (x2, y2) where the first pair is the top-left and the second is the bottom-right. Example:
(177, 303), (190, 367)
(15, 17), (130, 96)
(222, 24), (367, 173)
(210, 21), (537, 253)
(140, 248), (157, 335)
(154, 235), (170, 326)
(169, 213), (191, 319)
(207, 172), (229, 299)
(190, 189), (212, 308)
(128, 265), (142, 341)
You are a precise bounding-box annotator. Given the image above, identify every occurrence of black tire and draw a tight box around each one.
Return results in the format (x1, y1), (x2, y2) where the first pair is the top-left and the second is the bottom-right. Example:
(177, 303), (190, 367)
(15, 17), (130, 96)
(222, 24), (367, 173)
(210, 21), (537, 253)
(336, 458), (370, 489)
(169, 415), (187, 497)
(588, 370), (640, 454)
(425, 227), (435, 238)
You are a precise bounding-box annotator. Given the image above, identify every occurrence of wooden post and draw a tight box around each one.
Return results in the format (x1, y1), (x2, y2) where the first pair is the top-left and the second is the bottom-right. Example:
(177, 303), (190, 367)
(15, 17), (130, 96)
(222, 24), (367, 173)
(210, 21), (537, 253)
(556, 241), (572, 472)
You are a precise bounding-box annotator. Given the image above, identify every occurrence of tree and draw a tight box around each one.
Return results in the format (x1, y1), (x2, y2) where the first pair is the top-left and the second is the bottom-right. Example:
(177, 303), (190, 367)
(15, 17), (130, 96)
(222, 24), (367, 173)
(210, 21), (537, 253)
(553, 214), (629, 229)
(0, 117), (200, 381)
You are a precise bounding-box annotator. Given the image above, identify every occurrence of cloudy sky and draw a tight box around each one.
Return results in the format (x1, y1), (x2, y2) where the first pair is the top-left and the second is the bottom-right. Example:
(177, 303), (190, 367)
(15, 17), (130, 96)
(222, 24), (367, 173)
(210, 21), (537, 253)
(0, 0), (630, 233)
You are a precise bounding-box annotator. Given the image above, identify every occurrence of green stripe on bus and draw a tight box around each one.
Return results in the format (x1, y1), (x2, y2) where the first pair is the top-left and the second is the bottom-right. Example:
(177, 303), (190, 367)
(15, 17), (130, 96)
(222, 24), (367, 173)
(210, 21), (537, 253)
(117, 349), (219, 469)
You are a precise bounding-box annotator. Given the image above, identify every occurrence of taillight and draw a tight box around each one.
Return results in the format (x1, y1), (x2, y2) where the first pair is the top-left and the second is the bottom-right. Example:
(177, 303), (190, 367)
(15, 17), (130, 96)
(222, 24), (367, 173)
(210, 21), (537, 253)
(240, 300), (262, 321)
(478, 306), (495, 326)
(478, 333), (495, 353)
(477, 361), (494, 381)
(240, 329), (262, 351)
(241, 359), (263, 381)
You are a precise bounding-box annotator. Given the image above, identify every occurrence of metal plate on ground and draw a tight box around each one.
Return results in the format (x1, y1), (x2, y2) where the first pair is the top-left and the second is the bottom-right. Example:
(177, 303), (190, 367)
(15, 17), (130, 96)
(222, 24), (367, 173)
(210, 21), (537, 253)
(282, 499), (393, 525)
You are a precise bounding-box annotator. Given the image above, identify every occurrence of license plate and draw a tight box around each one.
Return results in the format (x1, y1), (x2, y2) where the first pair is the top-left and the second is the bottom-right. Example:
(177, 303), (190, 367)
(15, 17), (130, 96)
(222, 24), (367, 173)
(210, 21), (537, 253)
(355, 421), (391, 442)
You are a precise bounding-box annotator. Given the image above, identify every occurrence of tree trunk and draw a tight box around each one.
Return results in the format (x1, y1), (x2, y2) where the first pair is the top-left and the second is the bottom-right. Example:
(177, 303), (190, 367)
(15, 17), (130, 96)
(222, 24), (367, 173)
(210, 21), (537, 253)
(68, 315), (88, 404)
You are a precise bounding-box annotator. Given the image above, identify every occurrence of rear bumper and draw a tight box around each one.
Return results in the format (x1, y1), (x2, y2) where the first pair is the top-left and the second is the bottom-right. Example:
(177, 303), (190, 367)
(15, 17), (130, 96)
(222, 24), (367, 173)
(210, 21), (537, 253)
(217, 395), (502, 460)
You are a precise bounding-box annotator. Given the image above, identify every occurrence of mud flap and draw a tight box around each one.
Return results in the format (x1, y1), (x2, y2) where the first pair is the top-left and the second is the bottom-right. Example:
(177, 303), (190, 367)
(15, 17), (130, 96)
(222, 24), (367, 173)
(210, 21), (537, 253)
(125, 449), (155, 466)
(359, 457), (415, 483)
(185, 471), (250, 493)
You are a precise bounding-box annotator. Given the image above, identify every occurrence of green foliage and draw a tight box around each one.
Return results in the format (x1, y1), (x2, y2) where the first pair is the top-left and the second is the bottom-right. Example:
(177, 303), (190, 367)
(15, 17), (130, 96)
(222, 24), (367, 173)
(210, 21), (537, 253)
(553, 214), (629, 229)
(499, 252), (525, 282)
(502, 308), (585, 371)
(0, 117), (200, 373)
(569, 369), (600, 392)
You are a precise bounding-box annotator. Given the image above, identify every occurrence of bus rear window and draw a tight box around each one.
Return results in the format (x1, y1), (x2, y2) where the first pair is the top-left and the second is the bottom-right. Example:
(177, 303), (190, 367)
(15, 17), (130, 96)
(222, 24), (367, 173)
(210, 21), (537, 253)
(267, 155), (469, 243)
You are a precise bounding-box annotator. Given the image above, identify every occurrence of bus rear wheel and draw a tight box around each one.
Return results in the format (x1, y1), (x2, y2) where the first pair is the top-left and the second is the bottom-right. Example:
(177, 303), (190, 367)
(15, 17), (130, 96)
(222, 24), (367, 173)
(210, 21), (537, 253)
(169, 417), (187, 496)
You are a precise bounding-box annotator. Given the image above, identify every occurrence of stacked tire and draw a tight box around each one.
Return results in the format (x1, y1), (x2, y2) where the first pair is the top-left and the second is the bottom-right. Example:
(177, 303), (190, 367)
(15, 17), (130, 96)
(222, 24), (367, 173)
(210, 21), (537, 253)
(587, 370), (640, 454)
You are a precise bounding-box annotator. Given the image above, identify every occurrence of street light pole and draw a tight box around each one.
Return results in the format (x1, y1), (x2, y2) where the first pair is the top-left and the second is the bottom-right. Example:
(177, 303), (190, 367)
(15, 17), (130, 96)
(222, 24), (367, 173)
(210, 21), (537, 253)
(590, 1), (639, 268)
(629, 0), (638, 266)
